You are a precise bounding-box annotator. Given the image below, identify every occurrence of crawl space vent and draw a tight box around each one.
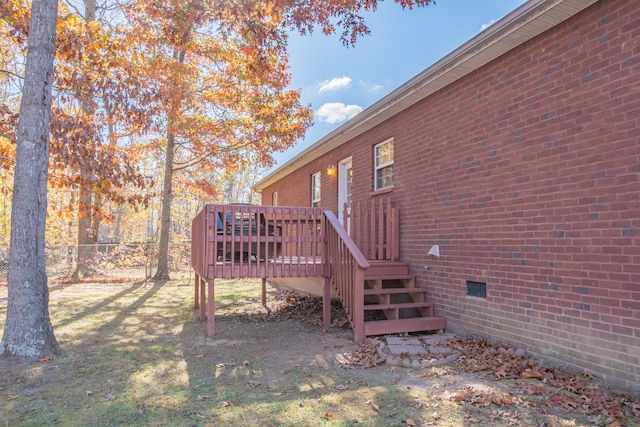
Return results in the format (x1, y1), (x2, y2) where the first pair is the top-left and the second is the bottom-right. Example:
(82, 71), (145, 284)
(466, 280), (487, 298)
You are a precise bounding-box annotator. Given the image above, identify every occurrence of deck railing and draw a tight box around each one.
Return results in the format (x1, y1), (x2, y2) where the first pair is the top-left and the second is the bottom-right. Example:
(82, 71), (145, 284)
(345, 198), (399, 261)
(324, 210), (369, 343)
(192, 204), (328, 280)
(191, 202), (389, 342)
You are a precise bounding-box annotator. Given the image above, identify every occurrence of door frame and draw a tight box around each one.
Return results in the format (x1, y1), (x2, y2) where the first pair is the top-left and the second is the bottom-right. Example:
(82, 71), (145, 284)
(338, 156), (352, 227)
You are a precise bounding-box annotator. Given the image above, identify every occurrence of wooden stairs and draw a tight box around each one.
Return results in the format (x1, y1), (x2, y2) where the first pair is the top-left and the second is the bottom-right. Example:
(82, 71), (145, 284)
(363, 261), (446, 336)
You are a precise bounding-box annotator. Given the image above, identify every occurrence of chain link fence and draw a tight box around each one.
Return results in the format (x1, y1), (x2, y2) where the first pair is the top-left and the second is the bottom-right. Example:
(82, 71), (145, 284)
(0, 241), (191, 283)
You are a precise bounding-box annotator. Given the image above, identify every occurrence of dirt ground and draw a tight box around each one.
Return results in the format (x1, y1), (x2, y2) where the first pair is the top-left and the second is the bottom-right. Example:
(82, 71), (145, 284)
(0, 277), (639, 426)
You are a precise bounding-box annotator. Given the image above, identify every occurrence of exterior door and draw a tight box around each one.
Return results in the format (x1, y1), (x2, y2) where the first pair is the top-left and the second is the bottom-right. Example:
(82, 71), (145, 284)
(338, 157), (352, 230)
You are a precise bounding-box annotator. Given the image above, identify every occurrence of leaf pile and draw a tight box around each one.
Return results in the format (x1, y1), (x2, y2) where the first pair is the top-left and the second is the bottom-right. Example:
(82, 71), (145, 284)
(448, 337), (536, 379)
(335, 340), (385, 369)
(264, 291), (350, 329)
(445, 337), (640, 425)
(450, 386), (520, 406)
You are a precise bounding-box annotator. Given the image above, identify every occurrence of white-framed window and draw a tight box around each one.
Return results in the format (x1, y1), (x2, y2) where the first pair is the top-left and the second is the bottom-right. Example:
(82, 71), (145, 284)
(311, 172), (321, 207)
(272, 191), (278, 206)
(374, 138), (394, 190)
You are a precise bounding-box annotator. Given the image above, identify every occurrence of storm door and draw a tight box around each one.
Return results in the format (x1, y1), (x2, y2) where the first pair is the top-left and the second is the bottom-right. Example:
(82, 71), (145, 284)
(338, 157), (352, 231)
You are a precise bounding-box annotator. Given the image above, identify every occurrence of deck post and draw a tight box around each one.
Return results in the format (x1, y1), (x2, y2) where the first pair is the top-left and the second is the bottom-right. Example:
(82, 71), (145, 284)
(261, 278), (267, 307)
(207, 279), (215, 337)
(353, 268), (365, 343)
(323, 276), (331, 329)
(199, 276), (206, 321)
(194, 272), (200, 309)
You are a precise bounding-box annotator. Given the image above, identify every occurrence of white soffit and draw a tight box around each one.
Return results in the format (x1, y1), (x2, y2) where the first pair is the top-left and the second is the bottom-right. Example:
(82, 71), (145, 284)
(254, 0), (597, 191)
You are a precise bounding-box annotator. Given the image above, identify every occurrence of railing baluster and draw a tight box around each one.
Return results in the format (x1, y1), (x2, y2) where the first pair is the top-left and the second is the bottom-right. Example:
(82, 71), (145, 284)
(377, 200), (381, 258)
(384, 198), (391, 260)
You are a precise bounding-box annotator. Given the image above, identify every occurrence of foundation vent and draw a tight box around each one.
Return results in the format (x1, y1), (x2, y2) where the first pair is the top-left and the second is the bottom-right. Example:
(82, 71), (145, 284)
(466, 280), (487, 298)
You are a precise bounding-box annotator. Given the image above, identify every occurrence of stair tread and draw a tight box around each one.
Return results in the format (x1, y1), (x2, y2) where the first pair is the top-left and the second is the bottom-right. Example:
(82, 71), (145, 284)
(364, 288), (426, 295)
(364, 301), (433, 310)
(367, 261), (410, 267)
(365, 316), (445, 324)
(364, 316), (446, 336)
(365, 262), (410, 277)
(364, 274), (415, 280)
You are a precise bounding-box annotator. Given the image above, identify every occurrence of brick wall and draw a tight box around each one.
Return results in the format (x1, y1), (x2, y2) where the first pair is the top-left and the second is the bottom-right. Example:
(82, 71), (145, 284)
(263, 0), (640, 389)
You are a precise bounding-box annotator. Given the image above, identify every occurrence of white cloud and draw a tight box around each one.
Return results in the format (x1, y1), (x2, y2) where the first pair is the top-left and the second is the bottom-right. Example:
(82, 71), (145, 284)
(358, 79), (385, 93)
(316, 102), (363, 124)
(318, 76), (352, 93)
(480, 18), (497, 32)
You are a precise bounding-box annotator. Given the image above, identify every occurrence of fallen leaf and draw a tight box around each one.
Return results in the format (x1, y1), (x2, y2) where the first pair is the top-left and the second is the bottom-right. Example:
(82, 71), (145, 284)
(7, 395), (19, 401)
(196, 394), (212, 400)
(247, 380), (261, 388)
(242, 360), (250, 366)
(216, 363), (235, 368)
(220, 401), (232, 407)
(366, 399), (380, 412)
(38, 355), (53, 363)
(520, 368), (543, 379)
(523, 383), (544, 395)
(322, 413), (334, 420)
(335, 384), (349, 390)
(495, 366), (509, 378)
(85, 391), (93, 396)
(105, 393), (116, 401)
(406, 419), (417, 426)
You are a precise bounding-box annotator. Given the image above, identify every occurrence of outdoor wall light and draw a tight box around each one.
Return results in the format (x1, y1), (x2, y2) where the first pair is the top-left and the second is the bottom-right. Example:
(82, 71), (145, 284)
(428, 245), (440, 258)
(327, 164), (336, 176)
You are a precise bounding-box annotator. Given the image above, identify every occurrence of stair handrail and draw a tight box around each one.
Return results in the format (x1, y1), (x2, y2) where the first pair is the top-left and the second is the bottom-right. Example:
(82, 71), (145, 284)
(323, 210), (369, 343)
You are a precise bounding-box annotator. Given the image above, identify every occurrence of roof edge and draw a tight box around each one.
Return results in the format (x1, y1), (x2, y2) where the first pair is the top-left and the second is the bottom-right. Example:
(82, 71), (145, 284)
(254, 0), (596, 192)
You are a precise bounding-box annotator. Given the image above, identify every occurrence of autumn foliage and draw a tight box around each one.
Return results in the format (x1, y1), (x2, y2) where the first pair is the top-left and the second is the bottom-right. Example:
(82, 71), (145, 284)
(1, 0), (436, 255)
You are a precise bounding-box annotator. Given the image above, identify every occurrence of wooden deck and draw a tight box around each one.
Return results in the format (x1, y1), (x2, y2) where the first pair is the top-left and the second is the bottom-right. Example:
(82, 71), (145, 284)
(191, 200), (445, 342)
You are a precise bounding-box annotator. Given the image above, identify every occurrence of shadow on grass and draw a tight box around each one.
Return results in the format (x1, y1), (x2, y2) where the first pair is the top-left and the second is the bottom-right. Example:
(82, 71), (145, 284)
(51, 280), (149, 329)
(172, 282), (424, 427)
(1, 280), (622, 427)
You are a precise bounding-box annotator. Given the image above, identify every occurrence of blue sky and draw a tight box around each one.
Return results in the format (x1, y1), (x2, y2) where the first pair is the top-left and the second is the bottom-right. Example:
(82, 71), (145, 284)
(274, 0), (528, 165)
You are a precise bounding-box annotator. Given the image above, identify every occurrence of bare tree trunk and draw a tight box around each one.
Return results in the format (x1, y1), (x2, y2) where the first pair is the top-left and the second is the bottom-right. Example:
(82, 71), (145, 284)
(0, 0), (60, 357)
(71, 0), (98, 280)
(72, 179), (94, 279)
(153, 131), (175, 280)
(91, 192), (102, 243)
(154, 47), (186, 281)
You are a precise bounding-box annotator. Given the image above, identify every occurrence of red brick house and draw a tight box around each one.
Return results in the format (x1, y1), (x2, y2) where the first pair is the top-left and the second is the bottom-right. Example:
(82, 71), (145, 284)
(254, 0), (640, 389)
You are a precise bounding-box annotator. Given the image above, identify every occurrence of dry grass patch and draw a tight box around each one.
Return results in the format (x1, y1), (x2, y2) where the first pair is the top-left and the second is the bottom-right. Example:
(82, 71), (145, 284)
(0, 278), (638, 427)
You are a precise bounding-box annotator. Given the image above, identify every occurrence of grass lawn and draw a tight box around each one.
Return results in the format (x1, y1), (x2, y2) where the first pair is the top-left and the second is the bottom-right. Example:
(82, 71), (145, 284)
(0, 277), (638, 426)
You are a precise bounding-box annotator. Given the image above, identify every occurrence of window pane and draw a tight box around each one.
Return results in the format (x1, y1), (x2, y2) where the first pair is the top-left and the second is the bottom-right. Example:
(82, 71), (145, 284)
(375, 140), (394, 167)
(374, 139), (394, 190)
(376, 165), (393, 189)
